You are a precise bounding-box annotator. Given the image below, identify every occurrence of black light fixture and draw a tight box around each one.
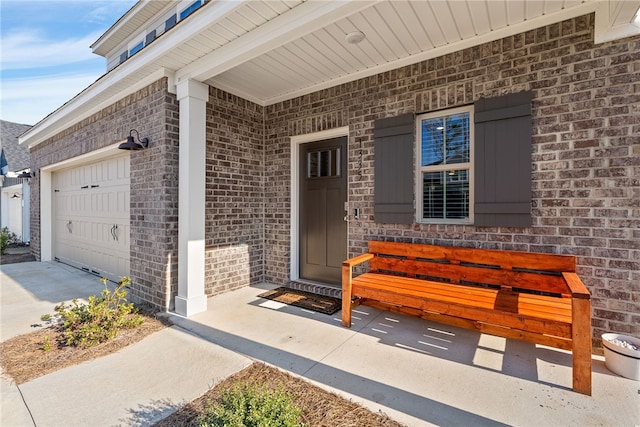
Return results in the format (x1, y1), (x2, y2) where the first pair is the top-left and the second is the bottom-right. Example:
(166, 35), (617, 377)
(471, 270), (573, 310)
(11, 193), (21, 199)
(17, 170), (33, 179)
(118, 129), (149, 150)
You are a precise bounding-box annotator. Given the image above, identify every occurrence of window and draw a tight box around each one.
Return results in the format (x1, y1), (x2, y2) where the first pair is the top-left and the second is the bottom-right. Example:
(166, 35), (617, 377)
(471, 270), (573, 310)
(180, 0), (202, 20)
(129, 41), (144, 56)
(145, 30), (156, 46)
(373, 91), (531, 227)
(307, 148), (340, 178)
(165, 14), (177, 31)
(416, 106), (473, 223)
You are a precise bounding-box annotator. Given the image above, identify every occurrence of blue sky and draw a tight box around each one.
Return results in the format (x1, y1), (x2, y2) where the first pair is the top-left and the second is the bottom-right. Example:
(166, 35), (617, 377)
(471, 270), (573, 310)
(1, 0), (136, 126)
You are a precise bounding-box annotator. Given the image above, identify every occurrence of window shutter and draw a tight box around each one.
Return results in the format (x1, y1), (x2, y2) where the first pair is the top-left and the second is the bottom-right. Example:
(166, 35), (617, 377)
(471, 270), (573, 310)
(474, 91), (532, 227)
(374, 114), (414, 224)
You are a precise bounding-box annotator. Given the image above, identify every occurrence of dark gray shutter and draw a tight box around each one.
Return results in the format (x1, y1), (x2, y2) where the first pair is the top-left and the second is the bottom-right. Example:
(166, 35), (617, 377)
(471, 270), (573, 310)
(474, 91), (532, 227)
(374, 114), (414, 224)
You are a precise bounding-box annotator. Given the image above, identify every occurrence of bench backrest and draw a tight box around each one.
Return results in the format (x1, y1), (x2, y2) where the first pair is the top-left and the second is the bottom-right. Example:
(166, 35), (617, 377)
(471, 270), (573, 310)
(368, 241), (577, 297)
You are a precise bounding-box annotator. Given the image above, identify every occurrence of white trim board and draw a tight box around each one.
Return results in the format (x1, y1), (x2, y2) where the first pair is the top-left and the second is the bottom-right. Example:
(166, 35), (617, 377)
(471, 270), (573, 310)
(289, 126), (349, 282)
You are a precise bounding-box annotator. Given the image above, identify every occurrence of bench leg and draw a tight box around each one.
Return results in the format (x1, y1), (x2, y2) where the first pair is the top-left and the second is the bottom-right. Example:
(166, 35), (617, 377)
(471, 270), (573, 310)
(342, 297), (352, 328)
(342, 264), (352, 328)
(572, 297), (592, 395)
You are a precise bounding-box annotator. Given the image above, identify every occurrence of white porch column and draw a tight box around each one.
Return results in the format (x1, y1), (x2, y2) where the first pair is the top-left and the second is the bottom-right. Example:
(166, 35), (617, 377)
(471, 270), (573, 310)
(175, 79), (209, 316)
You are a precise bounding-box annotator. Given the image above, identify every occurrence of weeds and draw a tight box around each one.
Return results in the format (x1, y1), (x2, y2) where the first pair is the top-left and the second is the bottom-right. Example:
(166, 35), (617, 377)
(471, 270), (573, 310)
(41, 336), (53, 352)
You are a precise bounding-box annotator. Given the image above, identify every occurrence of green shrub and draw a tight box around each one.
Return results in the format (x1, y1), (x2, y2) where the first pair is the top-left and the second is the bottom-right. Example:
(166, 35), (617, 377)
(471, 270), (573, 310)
(52, 277), (143, 348)
(199, 383), (304, 427)
(0, 227), (11, 255)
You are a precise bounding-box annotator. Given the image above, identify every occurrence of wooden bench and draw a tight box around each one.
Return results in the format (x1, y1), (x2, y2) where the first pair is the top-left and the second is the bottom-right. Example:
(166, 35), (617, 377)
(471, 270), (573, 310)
(341, 241), (592, 395)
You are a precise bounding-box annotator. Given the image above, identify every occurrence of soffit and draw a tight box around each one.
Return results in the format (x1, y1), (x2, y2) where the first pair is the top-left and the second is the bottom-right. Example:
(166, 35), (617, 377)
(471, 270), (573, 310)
(91, 0), (174, 56)
(199, 0), (640, 105)
(21, 0), (640, 147)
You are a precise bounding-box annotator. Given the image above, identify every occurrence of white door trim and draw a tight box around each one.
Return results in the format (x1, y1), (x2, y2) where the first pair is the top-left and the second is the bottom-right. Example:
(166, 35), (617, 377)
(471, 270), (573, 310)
(289, 126), (349, 282)
(40, 142), (123, 262)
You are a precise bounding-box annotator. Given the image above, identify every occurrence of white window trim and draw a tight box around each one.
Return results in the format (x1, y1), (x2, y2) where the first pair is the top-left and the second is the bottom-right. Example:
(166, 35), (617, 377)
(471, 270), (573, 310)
(415, 105), (474, 224)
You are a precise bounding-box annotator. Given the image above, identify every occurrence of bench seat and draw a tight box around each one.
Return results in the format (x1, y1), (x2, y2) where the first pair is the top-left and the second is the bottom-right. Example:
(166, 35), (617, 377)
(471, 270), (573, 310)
(342, 241), (592, 395)
(352, 272), (573, 348)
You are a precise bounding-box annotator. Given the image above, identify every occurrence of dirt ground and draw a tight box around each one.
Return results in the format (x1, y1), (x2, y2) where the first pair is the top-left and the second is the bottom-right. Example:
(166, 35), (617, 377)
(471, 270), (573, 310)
(0, 245), (36, 264)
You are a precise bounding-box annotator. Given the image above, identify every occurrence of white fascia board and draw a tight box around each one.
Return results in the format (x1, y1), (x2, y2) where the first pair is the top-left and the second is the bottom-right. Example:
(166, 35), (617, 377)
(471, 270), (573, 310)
(20, 68), (173, 149)
(20, 0), (246, 149)
(91, 0), (166, 56)
(594, 0), (640, 44)
(176, 0), (377, 84)
(91, 1), (147, 54)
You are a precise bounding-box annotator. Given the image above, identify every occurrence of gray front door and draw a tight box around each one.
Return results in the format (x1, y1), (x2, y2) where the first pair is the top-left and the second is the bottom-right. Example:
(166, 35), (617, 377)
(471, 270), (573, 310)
(299, 137), (347, 286)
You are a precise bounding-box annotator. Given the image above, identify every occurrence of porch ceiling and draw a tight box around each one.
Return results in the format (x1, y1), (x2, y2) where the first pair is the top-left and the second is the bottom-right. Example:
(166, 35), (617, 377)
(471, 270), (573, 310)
(20, 0), (640, 148)
(188, 0), (640, 105)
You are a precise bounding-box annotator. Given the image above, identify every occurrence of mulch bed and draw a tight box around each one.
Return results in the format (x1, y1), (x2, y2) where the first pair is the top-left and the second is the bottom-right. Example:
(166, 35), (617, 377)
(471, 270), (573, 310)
(258, 287), (342, 315)
(0, 251), (36, 264)
(154, 362), (405, 427)
(0, 314), (168, 384)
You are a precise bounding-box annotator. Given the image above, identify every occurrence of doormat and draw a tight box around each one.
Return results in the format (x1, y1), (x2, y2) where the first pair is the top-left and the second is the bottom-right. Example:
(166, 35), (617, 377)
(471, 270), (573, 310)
(257, 287), (341, 315)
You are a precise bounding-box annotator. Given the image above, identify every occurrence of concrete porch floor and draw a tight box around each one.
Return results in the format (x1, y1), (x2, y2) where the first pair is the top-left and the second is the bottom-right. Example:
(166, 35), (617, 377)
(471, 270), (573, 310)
(1, 260), (638, 426)
(168, 283), (640, 427)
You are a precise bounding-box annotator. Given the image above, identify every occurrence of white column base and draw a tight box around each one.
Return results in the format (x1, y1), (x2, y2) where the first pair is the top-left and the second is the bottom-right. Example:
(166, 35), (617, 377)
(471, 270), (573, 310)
(174, 294), (208, 317)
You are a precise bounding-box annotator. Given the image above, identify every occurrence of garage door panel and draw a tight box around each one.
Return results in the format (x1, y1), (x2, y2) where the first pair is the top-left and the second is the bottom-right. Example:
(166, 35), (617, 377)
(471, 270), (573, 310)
(53, 154), (130, 282)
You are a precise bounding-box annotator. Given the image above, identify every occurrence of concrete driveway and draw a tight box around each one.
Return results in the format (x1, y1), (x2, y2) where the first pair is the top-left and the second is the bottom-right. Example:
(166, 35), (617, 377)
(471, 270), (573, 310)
(0, 261), (107, 341)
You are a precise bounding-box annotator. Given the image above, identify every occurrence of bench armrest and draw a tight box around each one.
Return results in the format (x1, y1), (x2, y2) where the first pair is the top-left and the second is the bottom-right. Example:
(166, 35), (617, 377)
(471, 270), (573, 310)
(342, 253), (374, 327)
(562, 272), (590, 299)
(343, 253), (374, 268)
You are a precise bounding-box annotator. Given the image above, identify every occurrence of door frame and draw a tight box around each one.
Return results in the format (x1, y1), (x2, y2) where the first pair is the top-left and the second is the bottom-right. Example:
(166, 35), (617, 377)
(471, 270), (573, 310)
(40, 142), (123, 262)
(289, 126), (349, 282)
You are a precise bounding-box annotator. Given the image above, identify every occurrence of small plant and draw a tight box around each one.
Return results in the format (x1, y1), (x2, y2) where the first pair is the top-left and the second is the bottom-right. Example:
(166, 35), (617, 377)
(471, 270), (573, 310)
(52, 277), (144, 348)
(199, 383), (304, 427)
(41, 336), (53, 352)
(0, 227), (11, 255)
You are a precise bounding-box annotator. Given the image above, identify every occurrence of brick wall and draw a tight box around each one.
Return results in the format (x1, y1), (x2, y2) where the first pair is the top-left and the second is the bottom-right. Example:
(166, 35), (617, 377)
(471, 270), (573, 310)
(129, 81), (179, 310)
(29, 79), (179, 310)
(264, 14), (640, 343)
(204, 88), (265, 295)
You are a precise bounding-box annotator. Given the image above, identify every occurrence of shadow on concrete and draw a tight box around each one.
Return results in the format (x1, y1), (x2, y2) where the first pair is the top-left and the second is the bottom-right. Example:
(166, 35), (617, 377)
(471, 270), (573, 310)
(120, 398), (183, 427)
(0, 261), (104, 305)
(248, 295), (578, 390)
(170, 312), (510, 427)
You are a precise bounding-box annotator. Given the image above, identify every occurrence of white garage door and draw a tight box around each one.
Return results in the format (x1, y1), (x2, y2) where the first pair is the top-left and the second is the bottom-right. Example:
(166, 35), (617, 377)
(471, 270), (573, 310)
(53, 154), (130, 282)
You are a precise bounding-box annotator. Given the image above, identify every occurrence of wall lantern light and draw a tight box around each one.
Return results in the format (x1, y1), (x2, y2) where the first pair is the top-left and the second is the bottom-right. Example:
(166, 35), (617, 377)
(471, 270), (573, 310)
(118, 129), (149, 150)
(11, 193), (21, 199)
